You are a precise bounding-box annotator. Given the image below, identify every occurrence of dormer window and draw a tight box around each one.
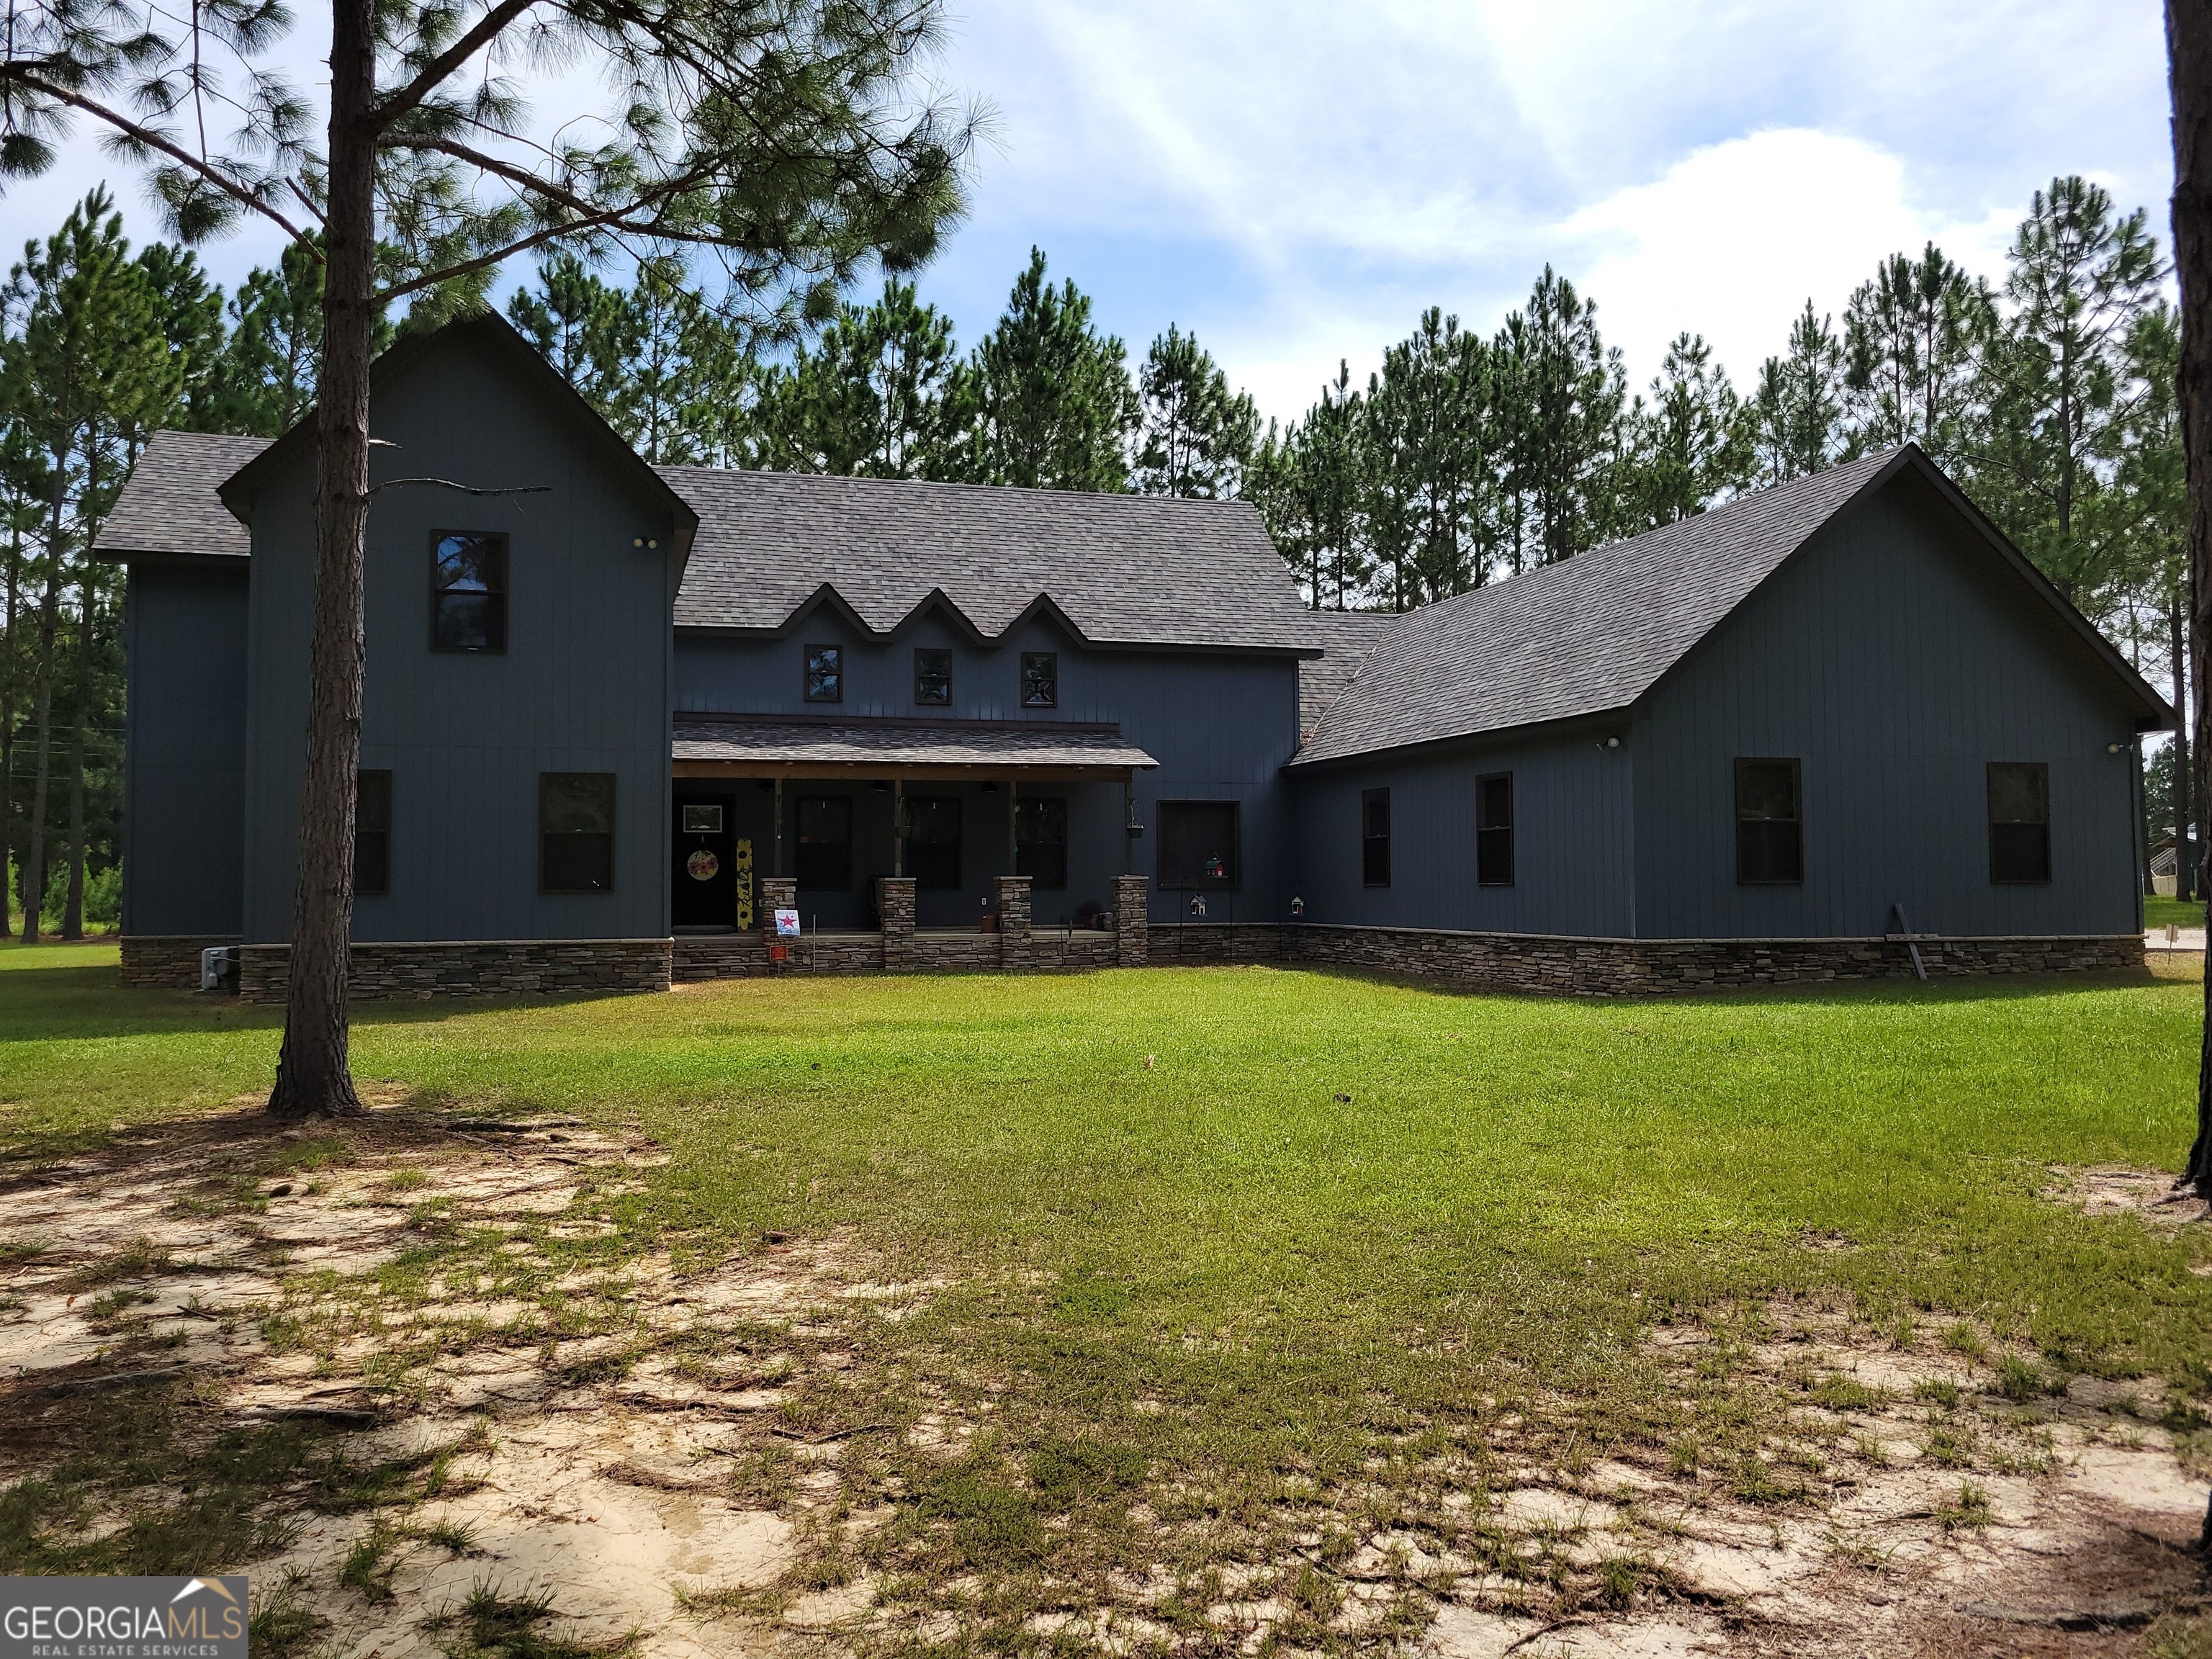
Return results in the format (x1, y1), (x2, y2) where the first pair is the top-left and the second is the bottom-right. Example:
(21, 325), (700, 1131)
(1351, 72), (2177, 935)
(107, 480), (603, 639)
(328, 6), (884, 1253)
(804, 644), (843, 703)
(914, 648), (951, 706)
(431, 531), (508, 652)
(1021, 652), (1058, 709)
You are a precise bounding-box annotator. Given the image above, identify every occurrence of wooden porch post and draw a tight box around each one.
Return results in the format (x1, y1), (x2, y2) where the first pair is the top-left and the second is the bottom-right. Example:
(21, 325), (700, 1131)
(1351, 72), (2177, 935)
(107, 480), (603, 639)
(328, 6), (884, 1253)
(773, 776), (784, 878)
(1007, 778), (1019, 878)
(892, 778), (904, 878)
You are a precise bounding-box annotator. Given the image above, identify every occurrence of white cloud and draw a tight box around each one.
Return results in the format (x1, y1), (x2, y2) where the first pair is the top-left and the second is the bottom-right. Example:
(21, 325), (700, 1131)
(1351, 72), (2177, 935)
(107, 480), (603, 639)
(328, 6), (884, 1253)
(1559, 128), (2018, 390)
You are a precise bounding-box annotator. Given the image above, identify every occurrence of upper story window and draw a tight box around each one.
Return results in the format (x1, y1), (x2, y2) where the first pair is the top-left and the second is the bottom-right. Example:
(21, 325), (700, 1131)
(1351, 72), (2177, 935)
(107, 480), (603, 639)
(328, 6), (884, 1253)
(804, 644), (843, 703)
(1988, 761), (2051, 884)
(540, 772), (615, 893)
(1362, 788), (1390, 887)
(914, 648), (952, 706)
(1476, 772), (1514, 887)
(1021, 651), (1058, 709)
(1735, 757), (1802, 885)
(356, 770), (392, 895)
(431, 531), (507, 652)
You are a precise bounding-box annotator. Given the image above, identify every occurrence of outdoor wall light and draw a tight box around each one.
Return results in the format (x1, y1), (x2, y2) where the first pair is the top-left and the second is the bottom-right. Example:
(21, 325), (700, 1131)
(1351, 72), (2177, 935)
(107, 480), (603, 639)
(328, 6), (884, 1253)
(2108, 742), (2128, 754)
(1125, 805), (1145, 837)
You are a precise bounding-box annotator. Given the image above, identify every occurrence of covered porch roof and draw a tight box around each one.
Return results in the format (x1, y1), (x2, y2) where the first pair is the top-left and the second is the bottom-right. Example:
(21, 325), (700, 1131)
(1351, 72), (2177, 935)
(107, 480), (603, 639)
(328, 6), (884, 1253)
(671, 714), (1157, 780)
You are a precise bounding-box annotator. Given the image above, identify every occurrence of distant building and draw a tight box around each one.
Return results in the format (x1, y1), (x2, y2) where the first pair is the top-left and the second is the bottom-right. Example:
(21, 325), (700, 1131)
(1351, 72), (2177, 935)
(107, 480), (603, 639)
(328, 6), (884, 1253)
(98, 315), (2169, 998)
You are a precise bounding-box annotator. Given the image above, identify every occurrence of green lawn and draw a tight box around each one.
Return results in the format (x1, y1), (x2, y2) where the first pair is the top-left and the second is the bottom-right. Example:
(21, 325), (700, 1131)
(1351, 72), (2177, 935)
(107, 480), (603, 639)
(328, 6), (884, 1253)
(2148, 893), (2208, 932)
(0, 949), (2205, 1613)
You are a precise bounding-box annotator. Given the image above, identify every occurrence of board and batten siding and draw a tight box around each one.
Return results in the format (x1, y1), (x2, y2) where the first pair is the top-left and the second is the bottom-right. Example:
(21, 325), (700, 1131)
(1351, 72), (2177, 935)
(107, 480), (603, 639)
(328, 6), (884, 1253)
(675, 612), (1306, 925)
(121, 557), (251, 935)
(1632, 469), (2146, 940)
(1287, 730), (1635, 936)
(235, 326), (686, 945)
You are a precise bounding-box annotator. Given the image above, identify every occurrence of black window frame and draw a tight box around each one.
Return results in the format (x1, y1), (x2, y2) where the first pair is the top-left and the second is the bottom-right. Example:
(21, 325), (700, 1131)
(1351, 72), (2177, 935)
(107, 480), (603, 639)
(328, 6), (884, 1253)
(794, 794), (854, 891)
(539, 771), (616, 894)
(804, 644), (844, 703)
(914, 647), (953, 706)
(1157, 800), (1241, 890)
(1476, 771), (1515, 887)
(1020, 651), (1059, 709)
(1015, 795), (1069, 891)
(429, 530), (509, 653)
(1987, 760), (2052, 885)
(1734, 757), (1804, 886)
(907, 795), (963, 891)
(356, 769), (392, 896)
(1361, 787), (1390, 888)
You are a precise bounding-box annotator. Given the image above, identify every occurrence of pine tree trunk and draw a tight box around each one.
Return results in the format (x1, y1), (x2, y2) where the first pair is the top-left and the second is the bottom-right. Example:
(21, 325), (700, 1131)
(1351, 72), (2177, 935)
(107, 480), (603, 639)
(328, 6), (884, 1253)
(20, 460), (66, 945)
(2173, 593), (2195, 904)
(2167, 0), (2212, 1197)
(1, 522), (22, 930)
(60, 562), (92, 940)
(266, 0), (374, 1120)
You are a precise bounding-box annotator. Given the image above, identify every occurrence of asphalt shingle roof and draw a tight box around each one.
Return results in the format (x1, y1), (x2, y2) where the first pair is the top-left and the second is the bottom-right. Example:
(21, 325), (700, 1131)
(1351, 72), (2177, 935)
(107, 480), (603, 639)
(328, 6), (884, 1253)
(1291, 611), (1405, 742)
(1291, 451), (1901, 767)
(673, 716), (1156, 770)
(657, 466), (1314, 649)
(95, 430), (269, 559)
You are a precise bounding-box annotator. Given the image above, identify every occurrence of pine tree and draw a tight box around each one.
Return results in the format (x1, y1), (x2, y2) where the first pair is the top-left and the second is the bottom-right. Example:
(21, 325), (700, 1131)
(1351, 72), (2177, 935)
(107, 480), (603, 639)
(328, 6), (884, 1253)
(1361, 308), (1494, 604)
(1843, 243), (1991, 463)
(506, 253), (628, 405)
(965, 250), (1137, 492)
(213, 238), (328, 437)
(136, 243), (229, 430)
(1750, 302), (1848, 484)
(1622, 332), (1751, 529)
(1494, 268), (1627, 569)
(1133, 325), (1258, 498)
(1969, 176), (2166, 596)
(753, 277), (965, 477)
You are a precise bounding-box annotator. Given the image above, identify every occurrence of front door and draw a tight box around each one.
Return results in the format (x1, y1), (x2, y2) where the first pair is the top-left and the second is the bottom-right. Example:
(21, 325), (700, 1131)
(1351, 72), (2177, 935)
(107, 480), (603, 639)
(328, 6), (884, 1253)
(673, 792), (737, 928)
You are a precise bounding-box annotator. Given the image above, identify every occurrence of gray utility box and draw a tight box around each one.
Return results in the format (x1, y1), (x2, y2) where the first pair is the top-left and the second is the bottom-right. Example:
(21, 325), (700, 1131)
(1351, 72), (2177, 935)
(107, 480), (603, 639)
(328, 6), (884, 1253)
(199, 945), (240, 992)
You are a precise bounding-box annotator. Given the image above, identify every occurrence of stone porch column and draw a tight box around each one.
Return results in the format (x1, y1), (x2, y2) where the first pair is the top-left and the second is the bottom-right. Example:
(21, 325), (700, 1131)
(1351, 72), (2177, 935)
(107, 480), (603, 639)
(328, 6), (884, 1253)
(759, 876), (798, 971)
(996, 874), (1033, 970)
(1114, 873), (1148, 966)
(877, 876), (916, 970)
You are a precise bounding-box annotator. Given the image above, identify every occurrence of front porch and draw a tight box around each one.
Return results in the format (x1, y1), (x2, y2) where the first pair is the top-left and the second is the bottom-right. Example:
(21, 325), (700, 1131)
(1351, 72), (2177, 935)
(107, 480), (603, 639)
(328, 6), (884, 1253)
(667, 713), (1157, 974)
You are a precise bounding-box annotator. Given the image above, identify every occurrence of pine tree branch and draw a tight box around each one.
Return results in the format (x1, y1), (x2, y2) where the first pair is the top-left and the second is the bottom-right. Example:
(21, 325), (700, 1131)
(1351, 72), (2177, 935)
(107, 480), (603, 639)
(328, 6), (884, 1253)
(371, 0), (546, 132)
(0, 68), (315, 247)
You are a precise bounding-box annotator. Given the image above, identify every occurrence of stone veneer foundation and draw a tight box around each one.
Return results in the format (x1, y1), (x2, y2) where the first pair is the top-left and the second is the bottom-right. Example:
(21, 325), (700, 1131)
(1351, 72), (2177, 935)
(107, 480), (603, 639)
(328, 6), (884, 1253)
(120, 934), (240, 988)
(122, 890), (2139, 1000)
(234, 938), (672, 1002)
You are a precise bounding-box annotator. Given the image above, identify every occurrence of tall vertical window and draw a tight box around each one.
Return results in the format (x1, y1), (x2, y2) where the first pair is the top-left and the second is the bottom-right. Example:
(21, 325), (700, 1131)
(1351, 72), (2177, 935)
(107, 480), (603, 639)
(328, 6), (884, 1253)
(804, 644), (843, 703)
(1016, 796), (1069, 890)
(1158, 801), (1240, 889)
(1476, 772), (1514, 886)
(1734, 758), (1802, 885)
(908, 796), (962, 890)
(540, 773), (615, 893)
(430, 531), (508, 652)
(796, 796), (853, 889)
(1987, 761), (2051, 884)
(1020, 652), (1058, 708)
(1362, 788), (1391, 887)
(914, 648), (952, 706)
(356, 770), (392, 895)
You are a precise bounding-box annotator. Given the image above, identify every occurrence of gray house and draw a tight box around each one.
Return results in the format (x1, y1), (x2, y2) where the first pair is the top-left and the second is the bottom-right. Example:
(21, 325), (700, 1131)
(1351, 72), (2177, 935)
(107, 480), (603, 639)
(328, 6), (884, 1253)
(97, 314), (2167, 998)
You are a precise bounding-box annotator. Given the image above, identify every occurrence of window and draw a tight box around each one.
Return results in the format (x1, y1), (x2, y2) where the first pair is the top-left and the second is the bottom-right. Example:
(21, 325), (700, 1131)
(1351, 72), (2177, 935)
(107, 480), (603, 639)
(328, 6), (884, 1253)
(795, 796), (853, 889)
(1362, 788), (1390, 887)
(1021, 651), (1058, 709)
(804, 644), (843, 703)
(431, 531), (508, 652)
(1476, 773), (1514, 887)
(1159, 800), (1240, 889)
(1988, 761), (2051, 884)
(680, 803), (724, 835)
(540, 772), (614, 893)
(356, 770), (392, 895)
(914, 648), (952, 706)
(1016, 796), (1069, 890)
(908, 796), (962, 890)
(1735, 758), (1802, 885)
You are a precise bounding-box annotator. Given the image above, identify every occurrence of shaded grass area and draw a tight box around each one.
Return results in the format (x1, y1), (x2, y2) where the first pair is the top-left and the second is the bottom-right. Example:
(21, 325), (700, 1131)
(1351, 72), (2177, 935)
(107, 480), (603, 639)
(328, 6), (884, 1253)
(0, 956), (2205, 1631)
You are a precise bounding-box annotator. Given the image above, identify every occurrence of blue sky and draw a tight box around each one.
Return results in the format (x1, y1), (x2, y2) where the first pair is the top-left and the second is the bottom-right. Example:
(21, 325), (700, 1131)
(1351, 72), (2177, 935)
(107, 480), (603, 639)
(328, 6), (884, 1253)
(0, 0), (2173, 423)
